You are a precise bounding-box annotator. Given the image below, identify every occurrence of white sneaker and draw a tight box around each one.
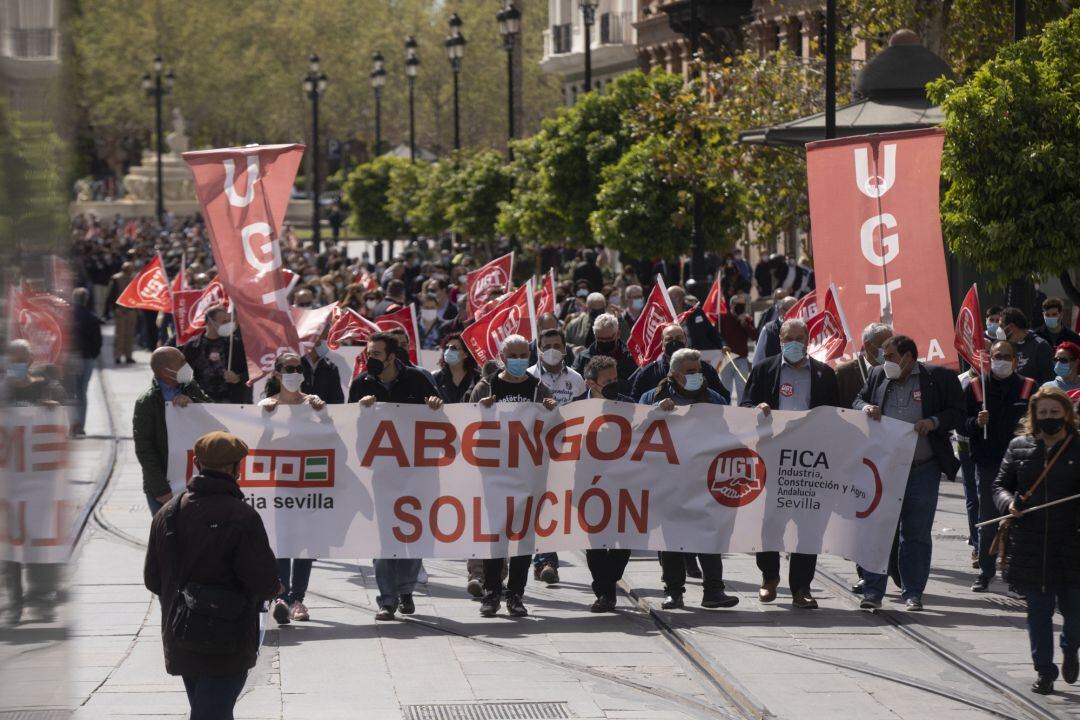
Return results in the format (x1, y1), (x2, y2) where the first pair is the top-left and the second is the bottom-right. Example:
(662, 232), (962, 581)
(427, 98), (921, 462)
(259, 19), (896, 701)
(417, 562), (428, 585)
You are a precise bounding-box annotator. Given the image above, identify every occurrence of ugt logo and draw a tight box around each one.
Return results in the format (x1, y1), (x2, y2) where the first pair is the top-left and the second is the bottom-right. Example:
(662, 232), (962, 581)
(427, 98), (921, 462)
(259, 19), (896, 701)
(185, 448), (335, 488)
(707, 448), (766, 508)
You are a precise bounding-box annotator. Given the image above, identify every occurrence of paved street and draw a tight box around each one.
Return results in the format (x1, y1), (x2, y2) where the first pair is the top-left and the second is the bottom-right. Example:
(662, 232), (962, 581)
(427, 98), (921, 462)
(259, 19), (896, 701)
(4, 330), (1075, 719)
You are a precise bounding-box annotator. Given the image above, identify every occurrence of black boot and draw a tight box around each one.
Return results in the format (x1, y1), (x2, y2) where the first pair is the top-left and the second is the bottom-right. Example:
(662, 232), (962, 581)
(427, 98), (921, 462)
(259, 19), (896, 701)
(1032, 673), (1055, 695)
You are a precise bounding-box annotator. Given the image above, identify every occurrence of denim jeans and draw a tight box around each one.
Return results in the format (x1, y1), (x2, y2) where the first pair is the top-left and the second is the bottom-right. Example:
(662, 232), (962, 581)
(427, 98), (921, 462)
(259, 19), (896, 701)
(70, 357), (95, 429)
(373, 558), (421, 611)
(958, 445), (978, 547)
(532, 552), (559, 568)
(277, 559), (314, 603)
(182, 671), (248, 720)
(860, 461), (942, 600)
(975, 462), (1002, 581)
(146, 492), (166, 516)
(1024, 585), (1080, 678)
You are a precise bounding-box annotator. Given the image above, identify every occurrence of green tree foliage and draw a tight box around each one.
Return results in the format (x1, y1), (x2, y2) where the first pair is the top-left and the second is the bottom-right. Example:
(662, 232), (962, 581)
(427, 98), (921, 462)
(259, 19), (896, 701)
(343, 155), (408, 240)
(0, 98), (67, 258)
(927, 9), (1079, 285)
(386, 160), (428, 238)
(444, 150), (511, 245)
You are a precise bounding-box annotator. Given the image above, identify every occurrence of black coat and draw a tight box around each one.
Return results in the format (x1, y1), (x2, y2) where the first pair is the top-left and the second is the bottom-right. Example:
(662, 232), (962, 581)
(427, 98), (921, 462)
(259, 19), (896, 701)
(348, 364), (438, 404)
(301, 356), (344, 404)
(739, 354), (839, 410)
(73, 304), (103, 359)
(181, 332), (252, 404)
(143, 470), (279, 677)
(992, 433), (1080, 590)
(433, 366), (481, 404)
(572, 340), (638, 397)
(963, 373), (1036, 467)
(854, 363), (964, 480)
(628, 353), (730, 403)
(681, 305), (724, 351)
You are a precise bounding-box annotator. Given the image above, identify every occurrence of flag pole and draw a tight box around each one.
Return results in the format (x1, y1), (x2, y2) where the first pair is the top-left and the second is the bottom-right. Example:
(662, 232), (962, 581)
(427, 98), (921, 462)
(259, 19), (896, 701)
(976, 283), (988, 440)
(227, 305), (236, 373)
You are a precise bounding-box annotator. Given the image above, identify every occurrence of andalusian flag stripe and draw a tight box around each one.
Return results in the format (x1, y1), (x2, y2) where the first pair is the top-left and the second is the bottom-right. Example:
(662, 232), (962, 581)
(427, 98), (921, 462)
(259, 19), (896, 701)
(303, 455), (330, 481)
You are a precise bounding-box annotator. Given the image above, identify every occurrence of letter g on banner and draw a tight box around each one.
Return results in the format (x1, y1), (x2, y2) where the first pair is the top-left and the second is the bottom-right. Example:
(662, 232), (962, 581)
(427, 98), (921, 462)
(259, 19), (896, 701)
(242, 222), (280, 275)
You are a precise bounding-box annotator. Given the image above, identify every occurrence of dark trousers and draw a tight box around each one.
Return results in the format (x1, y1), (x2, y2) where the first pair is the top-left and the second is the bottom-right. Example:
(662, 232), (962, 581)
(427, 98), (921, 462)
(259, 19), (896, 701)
(975, 462), (1001, 581)
(276, 558), (314, 603)
(182, 671), (248, 720)
(585, 549), (631, 599)
(484, 555), (530, 597)
(755, 552), (818, 592)
(3, 561), (61, 613)
(661, 552), (724, 596)
(959, 446), (979, 547)
(1024, 586), (1080, 679)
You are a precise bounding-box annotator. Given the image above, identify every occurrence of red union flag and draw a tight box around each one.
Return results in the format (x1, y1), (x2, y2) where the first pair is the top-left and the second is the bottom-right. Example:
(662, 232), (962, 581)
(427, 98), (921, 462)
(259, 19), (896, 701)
(784, 289), (818, 322)
(184, 144), (304, 382)
(535, 268), (557, 318)
(116, 255), (172, 312)
(462, 280), (536, 365)
(954, 284), (987, 371)
(702, 278), (726, 325)
(466, 252), (513, 317)
(9, 288), (67, 364)
(805, 285), (852, 362)
(627, 276), (678, 367)
(374, 304), (420, 365)
(806, 128), (955, 367)
(173, 278), (232, 346)
(292, 302), (339, 350)
(327, 307), (379, 350)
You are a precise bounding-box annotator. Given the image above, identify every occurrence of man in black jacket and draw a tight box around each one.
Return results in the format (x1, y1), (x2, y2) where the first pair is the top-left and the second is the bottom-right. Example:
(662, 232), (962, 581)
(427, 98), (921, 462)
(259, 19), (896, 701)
(741, 318), (840, 609)
(144, 431), (279, 720)
(751, 295), (798, 366)
(181, 305), (251, 404)
(572, 313), (638, 397)
(301, 339), (345, 404)
(627, 323), (729, 403)
(71, 287), (103, 436)
(964, 341), (1036, 592)
(854, 334), (964, 611)
(999, 307), (1054, 384)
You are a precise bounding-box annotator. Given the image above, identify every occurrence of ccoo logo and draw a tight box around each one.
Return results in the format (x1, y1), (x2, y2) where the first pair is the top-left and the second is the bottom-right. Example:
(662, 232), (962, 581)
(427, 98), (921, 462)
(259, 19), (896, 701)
(707, 448), (767, 508)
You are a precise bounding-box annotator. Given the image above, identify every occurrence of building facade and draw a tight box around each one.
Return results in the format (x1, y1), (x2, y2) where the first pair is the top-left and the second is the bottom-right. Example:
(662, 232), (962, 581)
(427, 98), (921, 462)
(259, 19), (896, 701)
(0, 0), (61, 119)
(540, 0), (639, 104)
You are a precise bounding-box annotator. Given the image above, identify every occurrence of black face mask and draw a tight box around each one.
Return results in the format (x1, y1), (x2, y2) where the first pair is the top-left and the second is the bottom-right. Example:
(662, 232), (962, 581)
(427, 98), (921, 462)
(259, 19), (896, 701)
(1036, 417), (1066, 436)
(600, 382), (620, 400)
(589, 309), (604, 320)
(366, 357), (386, 376)
(664, 340), (685, 358)
(595, 339), (616, 354)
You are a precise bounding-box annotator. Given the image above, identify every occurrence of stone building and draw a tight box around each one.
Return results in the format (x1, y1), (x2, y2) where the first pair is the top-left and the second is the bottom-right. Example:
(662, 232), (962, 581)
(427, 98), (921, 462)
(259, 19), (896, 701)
(539, 0), (639, 104)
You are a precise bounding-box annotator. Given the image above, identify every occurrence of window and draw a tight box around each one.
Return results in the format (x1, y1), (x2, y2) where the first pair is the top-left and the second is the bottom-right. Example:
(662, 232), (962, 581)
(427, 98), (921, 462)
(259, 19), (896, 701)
(1, 0), (57, 59)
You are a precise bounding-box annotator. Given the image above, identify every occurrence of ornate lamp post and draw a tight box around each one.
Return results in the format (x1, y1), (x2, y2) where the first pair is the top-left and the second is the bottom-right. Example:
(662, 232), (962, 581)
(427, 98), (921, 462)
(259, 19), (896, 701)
(496, 2), (521, 158)
(302, 53), (328, 252)
(404, 36), (420, 163)
(370, 51), (386, 157)
(445, 14), (467, 151)
(141, 54), (174, 224)
(580, 0), (597, 92)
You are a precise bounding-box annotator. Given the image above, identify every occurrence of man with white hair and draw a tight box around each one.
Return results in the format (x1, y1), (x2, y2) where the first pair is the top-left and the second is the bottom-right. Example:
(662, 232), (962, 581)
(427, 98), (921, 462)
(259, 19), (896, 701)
(640, 347), (737, 611)
(565, 292), (607, 348)
(741, 318), (840, 609)
(469, 335), (556, 618)
(573, 312), (639, 395)
(751, 295), (799, 366)
(837, 323), (893, 408)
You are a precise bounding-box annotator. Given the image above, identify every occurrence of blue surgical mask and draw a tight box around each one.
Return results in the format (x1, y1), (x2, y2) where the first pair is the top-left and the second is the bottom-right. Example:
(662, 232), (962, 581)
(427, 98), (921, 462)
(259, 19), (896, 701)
(986, 322), (999, 337)
(1056, 361), (1072, 379)
(682, 372), (704, 392)
(6, 362), (28, 380)
(443, 348), (462, 366)
(782, 341), (806, 364)
(631, 298), (644, 312)
(315, 342), (330, 359)
(1044, 315), (1060, 330)
(505, 358), (529, 377)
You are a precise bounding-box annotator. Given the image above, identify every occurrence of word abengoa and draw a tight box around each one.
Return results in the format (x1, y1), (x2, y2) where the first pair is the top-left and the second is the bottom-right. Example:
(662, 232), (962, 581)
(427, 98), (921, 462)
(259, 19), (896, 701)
(166, 401), (917, 573)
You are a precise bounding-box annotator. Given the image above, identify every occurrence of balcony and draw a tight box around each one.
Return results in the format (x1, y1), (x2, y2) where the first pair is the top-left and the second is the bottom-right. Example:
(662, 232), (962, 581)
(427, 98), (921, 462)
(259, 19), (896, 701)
(551, 22), (573, 54)
(1, 28), (57, 59)
(599, 11), (632, 45)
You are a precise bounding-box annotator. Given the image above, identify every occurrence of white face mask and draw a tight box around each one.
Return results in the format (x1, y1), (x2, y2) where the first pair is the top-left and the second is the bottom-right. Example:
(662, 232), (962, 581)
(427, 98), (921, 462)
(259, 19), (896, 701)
(421, 308), (438, 322)
(990, 359), (1014, 379)
(174, 364), (194, 385)
(541, 348), (564, 366)
(365, 300), (377, 310)
(280, 373), (304, 393)
(882, 360), (903, 380)
(994, 326), (1008, 341)
(216, 321), (236, 337)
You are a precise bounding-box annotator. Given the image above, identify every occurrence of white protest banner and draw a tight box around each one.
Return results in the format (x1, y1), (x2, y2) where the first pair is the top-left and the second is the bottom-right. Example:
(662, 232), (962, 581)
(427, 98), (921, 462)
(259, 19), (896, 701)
(0, 407), (73, 564)
(166, 401), (917, 572)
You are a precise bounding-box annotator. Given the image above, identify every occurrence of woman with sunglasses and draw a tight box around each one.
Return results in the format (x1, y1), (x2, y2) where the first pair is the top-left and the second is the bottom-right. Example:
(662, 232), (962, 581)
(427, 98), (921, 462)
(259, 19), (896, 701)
(259, 352), (326, 625)
(1044, 341), (1080, 407)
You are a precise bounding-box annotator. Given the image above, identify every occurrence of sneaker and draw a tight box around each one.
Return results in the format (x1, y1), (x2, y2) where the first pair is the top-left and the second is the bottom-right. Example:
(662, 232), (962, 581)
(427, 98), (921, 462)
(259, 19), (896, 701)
(479, 593), (500, 617)
(506, 594), (528, 617)
(272, 598), (291, 625)
(860, 595), (882, 610)
(1032, 674), (1054, 695)
(539, 563), (559, 584)
(850, 578), (865, 595)
(661, 594), (685, 610)
(1007, 585), (1024, 600)
(399, 594), (415, 615)
(905, 597), (924, 612)
(375, 607), (396, 621)
(701, 589), (739, 609)
(466, 576), (484, 598)
(590, 596), (616, 613)
(289, 601), (310, 621)
(1063, 648), (1078, 684)
(416, 563), (428, 585)
(971, 577), (990, 593)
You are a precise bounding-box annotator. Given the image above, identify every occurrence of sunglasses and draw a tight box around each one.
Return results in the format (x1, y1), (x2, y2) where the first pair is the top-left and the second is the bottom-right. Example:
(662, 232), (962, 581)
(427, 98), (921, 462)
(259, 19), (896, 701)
(280, 365), (303, 374)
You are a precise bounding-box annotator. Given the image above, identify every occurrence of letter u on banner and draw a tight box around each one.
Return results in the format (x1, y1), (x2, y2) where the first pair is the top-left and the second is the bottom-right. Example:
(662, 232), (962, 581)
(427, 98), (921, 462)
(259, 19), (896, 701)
(806, 128), (956, 367)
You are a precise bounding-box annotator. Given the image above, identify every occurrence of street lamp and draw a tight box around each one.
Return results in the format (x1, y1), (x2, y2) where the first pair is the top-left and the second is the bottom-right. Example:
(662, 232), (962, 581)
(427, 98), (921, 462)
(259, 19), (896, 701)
(445, 14), (467, 151)
(580, 0), (597, 92)
(302, 53), (328, 252)
(496, 2), (521, 157)
(142, 54), (174, 225)
(404, 36), (420, 163)
(370, 51), (386, 157)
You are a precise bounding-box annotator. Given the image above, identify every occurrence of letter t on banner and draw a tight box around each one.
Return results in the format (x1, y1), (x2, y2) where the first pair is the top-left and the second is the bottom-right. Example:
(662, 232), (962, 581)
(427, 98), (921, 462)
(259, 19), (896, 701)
(806, 128), (956, 367)
(183, 144), (305, 383)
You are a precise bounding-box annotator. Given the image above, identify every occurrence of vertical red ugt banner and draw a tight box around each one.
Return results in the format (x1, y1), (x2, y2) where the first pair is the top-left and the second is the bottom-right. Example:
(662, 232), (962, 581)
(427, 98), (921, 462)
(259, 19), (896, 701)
(806, 128), (956, 367)
(183, 144), (305, 382)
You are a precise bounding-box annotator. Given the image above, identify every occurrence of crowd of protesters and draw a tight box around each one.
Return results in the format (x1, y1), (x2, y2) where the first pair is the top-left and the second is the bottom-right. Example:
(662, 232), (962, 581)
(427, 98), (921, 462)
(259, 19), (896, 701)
(4, 211), (1080, 711)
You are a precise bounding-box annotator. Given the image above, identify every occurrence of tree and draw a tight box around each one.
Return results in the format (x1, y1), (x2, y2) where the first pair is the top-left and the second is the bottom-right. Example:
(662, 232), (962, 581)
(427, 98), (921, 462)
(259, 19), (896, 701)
(927, 9), (1079, 285)
(385, 160), (428, 239)
(445, 150), (511, 249)
(408, 159), (453, 238)
(343, 156), (409, 240)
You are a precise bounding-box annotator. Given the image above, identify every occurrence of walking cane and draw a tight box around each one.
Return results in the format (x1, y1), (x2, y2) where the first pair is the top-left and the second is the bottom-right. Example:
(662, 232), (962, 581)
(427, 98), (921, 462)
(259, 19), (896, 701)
(976, 492), (1080, 528)
(226, 306), (236, 375)
(723, 349), (748, 384)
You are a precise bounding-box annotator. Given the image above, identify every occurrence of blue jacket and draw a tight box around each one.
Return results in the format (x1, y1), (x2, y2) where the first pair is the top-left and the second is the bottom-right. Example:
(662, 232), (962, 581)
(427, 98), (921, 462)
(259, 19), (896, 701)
(639, 383), (728, 407)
